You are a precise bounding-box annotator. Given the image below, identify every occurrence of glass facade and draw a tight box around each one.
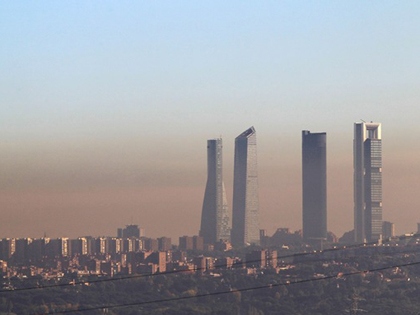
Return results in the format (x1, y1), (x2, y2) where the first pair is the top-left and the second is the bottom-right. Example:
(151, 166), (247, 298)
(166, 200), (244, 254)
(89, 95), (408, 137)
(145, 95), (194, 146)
(231, 127), (260, 246)
(199, 139), (231, 244)
(354, 122), (382, 243)
(302, 131), (327, 241)
(364, 138), (383, 241)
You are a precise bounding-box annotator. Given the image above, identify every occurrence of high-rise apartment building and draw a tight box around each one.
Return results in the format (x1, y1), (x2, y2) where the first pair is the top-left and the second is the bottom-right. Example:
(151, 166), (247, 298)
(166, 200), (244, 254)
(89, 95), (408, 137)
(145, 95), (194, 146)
(382, 221), (395, 239)
(231, 127), (259, 247)
(118, 225), (145, 239)
(0, 238), (16, 260)
(302, 131), (327, 241)
(199, 139), (230, 244)
(157, 237), (172, 251)
(354, 122), (382, 243)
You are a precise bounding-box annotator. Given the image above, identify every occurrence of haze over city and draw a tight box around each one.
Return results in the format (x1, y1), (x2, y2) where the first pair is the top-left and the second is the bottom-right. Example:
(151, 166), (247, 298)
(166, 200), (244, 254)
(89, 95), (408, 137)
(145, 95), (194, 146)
(1, 1), (420, 240)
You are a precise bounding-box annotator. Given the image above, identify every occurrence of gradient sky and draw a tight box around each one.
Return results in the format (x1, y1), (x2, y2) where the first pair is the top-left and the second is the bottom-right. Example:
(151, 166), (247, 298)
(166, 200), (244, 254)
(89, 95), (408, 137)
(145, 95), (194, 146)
(1, 1), (420, 240)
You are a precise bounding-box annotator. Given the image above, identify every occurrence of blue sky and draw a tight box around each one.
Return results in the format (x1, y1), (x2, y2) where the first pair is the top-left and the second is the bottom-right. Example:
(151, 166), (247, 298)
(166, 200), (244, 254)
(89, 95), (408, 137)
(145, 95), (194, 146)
(1, 1), (420, 239)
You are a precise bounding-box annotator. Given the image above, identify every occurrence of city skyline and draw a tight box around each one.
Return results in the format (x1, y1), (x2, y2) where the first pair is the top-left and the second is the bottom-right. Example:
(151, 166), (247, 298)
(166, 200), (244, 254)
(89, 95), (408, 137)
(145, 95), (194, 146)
(2, 2), (420, 240)
(0, 121), (416, 242)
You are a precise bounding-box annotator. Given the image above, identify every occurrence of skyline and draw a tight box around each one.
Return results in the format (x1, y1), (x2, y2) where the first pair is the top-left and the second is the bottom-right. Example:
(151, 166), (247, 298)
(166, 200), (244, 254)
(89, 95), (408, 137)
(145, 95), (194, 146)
(0, 122), (418, 241)
(2, 1), (420, 240)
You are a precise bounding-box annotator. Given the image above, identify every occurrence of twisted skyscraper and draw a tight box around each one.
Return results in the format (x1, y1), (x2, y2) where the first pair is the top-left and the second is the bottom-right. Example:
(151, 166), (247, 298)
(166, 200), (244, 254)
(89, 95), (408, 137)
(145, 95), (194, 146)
(231, 127), (259, 247)
(199, 139), (230, 245)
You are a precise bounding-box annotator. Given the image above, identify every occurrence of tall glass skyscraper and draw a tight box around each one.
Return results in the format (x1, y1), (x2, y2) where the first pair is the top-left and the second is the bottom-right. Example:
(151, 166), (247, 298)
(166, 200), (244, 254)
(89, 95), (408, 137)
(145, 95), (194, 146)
(199, 139), (230, 245)
(302, 130), (327, 241)
(354, 122), (382, 243)
(231, 127), (259, 247)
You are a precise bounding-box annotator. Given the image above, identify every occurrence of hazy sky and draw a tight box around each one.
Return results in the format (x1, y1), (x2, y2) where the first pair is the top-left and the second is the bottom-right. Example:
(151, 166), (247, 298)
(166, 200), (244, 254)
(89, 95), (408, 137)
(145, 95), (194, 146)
(1, 1), (420, 240)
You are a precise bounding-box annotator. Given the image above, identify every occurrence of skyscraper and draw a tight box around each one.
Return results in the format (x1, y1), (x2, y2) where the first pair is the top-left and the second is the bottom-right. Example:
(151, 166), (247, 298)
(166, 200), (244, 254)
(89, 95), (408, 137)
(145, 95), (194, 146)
(199, 139), (230, 244)
(354, 122), (382, 243)
(231, 127), (259, 247)
(302, 130), (327, 241)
